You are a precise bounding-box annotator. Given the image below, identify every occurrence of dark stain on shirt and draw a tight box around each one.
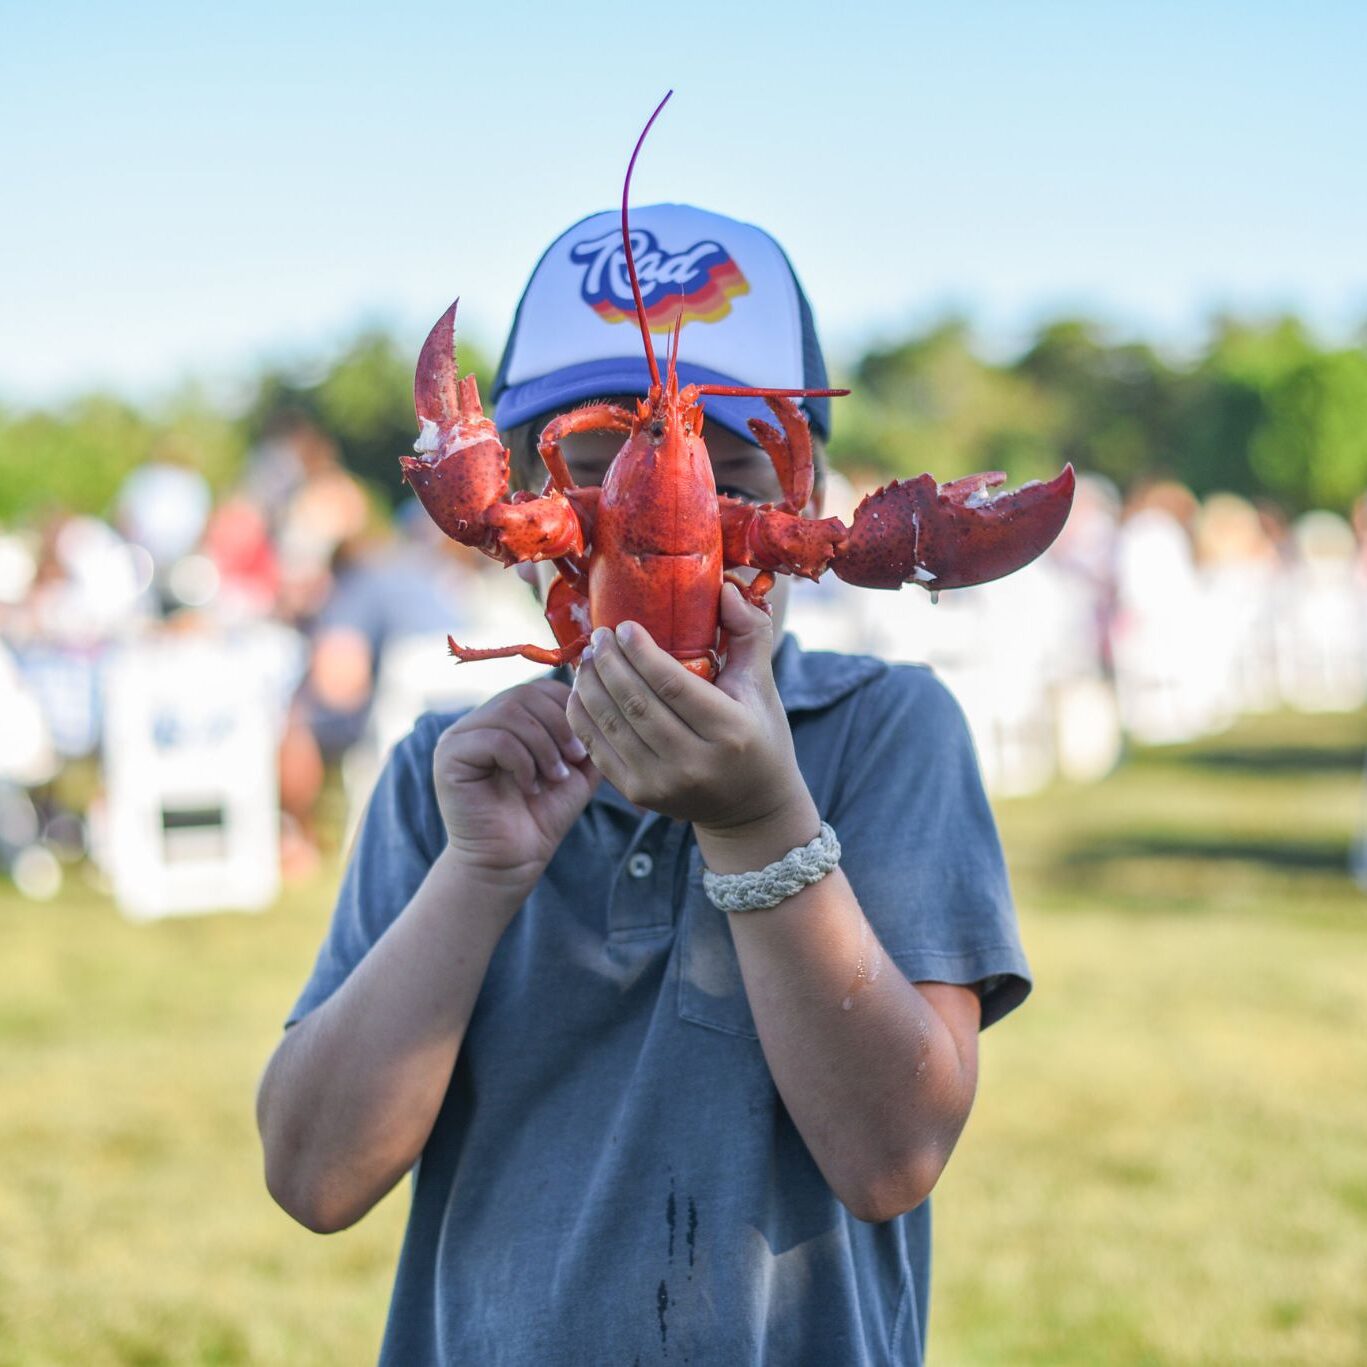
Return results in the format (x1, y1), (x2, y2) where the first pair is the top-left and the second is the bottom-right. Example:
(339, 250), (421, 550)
(657, 1279), (670, 1352)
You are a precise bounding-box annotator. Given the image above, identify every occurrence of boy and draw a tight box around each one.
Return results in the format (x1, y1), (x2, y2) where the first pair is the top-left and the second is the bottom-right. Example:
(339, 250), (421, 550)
(256, 204), (1031, 1365)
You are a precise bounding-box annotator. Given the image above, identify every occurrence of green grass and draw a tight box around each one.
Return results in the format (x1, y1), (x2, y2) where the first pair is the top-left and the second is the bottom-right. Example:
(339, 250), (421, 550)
(1, 711), (1364, 1364)
(0, 873), (410, 1366)
(934, 710), (1367, 1366)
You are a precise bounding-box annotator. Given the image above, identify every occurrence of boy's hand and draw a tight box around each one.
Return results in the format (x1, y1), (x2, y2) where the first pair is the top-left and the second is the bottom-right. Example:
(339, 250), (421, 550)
(567, 583), (820, 868)
(435, 679), (600, 901)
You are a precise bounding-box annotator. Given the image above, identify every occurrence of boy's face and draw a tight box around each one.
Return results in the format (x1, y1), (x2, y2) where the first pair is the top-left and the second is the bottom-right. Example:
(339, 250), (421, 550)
(552, 421), (786, 506)
(519, 418), (822, 650)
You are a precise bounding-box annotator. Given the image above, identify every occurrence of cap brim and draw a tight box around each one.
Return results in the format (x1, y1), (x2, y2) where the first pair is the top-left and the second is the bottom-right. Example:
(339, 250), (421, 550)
(492, 358), (828, 446)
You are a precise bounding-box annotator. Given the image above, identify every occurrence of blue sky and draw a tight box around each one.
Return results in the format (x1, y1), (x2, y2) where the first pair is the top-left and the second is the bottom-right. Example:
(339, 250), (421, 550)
(2, 0), (1364, 405)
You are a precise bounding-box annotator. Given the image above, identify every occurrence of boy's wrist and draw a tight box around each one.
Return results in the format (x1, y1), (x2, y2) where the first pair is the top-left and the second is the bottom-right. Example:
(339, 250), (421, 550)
(432, 843), (540, 922)
(692, 787), (822, 878)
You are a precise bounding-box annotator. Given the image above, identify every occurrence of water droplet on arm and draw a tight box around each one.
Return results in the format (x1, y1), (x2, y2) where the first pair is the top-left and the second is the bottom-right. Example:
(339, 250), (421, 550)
(840, 918), (884, 1010)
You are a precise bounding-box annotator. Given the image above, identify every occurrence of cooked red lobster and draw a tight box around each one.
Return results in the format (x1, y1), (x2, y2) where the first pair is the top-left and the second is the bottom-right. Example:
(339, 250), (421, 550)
(401, 95), (1075, 680)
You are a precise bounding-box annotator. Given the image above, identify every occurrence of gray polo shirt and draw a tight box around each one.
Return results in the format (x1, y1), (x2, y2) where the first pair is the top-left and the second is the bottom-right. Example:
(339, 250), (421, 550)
(288, 636), (1031, 1365)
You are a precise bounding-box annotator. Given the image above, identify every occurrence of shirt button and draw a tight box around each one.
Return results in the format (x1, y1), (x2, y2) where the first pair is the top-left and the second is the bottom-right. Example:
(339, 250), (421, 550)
(626, 852), (654, 879)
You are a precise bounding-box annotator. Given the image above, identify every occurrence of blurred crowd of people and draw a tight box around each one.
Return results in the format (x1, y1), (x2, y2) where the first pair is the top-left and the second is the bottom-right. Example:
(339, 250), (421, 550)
(787, 471), (1367, 797)
(2, 424), (1366, 909)
(0, 413), (540, 904)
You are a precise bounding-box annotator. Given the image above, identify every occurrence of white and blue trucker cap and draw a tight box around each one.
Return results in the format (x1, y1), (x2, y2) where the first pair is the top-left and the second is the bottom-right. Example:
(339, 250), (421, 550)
(491, 203), (833, 445)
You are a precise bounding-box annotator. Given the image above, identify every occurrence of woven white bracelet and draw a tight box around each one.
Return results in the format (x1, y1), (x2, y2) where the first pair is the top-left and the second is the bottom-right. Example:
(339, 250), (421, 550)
(702, 822), (841, 914)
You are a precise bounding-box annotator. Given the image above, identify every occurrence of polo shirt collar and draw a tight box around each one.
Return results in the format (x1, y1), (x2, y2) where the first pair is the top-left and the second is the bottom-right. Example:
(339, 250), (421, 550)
(771, 633), (886, 714)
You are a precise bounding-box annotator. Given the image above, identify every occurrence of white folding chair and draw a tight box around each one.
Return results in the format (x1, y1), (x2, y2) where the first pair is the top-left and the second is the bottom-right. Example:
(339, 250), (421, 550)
(103, 633), (282, 919)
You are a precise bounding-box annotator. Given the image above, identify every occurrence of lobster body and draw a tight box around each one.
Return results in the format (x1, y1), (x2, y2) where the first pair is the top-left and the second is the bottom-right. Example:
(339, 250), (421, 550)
(401, 94), (1077, 680)
(589, 405), (724, 674)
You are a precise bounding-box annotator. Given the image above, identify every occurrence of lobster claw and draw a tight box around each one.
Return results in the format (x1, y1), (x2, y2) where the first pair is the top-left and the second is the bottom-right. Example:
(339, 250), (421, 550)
(400, 299), (583, 566)
(401, 300), (508, 547)
(413, 298), (464, 427)
(832, 463), (1075, 592)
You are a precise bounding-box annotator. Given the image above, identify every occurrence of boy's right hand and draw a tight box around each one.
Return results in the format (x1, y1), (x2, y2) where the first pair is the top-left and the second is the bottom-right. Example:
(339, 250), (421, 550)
(433, 678), (599, 902)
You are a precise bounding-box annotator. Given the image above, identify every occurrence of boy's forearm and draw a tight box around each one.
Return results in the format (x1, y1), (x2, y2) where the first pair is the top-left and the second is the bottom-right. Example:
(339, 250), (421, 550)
(256, 847), (521, 1233)
(695, 801), (977, 1224)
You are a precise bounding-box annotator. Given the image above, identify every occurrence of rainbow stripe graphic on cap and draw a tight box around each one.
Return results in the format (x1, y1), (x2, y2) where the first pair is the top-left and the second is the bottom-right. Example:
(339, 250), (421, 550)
(570, 227), (749, 333)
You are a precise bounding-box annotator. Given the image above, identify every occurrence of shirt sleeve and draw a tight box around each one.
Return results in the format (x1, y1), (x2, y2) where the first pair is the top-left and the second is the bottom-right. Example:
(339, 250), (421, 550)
(285, 713), (448, 1027)
(825, 664), (1031, 1030)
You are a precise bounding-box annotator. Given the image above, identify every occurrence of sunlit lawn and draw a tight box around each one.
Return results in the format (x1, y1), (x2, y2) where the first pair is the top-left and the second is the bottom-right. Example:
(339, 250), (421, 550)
(938, 711), (1367, 1366)
(1, 711), (1364, 1365)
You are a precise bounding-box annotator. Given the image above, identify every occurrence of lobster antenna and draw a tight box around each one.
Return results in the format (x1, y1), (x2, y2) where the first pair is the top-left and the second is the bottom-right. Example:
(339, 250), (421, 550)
(666, 295), (684, 387)
(696, 384), (851, 399)
(623, 90), (672, 392)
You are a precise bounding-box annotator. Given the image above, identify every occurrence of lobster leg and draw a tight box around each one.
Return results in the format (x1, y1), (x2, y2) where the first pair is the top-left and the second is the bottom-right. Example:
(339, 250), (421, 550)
(400, 300), (585, 568)
(721, 499), (848, 582)
(446, 633), (590, 668)
(447, 543), (601, 671)
(717, 396), (848, 581)
(543, 573), (592, 651)
(831, 464), (1077, 591)
(724, 569), (776, 609)
(447, 573), (592, 667)
(536, 404), (635, 494)
(746, 396), (817, 514)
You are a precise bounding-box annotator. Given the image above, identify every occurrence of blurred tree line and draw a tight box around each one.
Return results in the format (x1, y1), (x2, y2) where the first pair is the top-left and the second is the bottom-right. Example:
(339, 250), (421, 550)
(835, 315), (1367, 513)
(1, 316), (1364, 524)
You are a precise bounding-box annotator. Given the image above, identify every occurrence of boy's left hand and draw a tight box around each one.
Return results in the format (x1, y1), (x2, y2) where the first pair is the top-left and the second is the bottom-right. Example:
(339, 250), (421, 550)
(566, 582), (819, 858)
